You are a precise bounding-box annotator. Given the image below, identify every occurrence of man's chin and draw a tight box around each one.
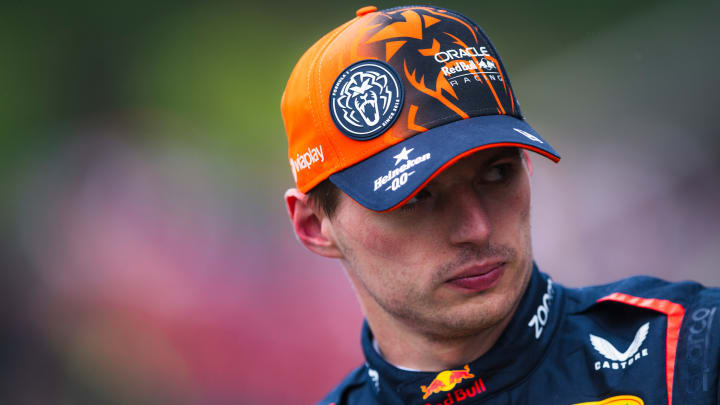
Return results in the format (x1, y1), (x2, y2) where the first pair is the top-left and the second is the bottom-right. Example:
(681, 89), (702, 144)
(415, 299), (516, 339)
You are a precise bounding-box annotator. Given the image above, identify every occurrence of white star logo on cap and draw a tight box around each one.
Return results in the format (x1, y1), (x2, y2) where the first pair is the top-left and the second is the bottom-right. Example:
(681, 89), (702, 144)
(393, 147), (414, 166)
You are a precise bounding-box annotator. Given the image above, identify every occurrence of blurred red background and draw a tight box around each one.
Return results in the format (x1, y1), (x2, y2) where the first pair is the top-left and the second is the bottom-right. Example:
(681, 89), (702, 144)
(2, 1), (718, 404)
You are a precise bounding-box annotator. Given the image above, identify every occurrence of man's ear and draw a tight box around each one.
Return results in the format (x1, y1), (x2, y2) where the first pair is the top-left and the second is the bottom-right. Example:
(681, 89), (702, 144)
(284, 188), (343, 259)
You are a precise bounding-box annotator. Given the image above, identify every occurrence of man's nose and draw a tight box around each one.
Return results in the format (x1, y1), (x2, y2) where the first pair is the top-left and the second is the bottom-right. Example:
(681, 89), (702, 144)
(447, 185), (491, 247)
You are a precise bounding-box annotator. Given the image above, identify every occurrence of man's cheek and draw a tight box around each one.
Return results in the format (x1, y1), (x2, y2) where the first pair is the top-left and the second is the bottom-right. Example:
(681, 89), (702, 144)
(354, 224), (431, 265)
(359, 229), (410, 260)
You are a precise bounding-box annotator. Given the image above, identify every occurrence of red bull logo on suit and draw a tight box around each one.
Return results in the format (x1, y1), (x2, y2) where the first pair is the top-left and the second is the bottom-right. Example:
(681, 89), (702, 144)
(420, 364), (486, 403)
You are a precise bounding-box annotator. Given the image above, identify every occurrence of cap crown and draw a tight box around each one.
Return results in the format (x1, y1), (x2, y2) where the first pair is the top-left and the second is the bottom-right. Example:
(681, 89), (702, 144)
(282, 6), (521, 192)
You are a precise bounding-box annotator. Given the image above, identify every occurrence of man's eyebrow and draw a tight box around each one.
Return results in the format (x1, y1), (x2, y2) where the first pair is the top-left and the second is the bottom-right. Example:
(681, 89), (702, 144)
(413, 148), (522, 193)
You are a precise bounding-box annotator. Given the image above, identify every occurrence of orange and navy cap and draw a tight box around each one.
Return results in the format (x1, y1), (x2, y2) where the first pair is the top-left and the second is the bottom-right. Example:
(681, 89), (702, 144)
(281, 5), (560, 212)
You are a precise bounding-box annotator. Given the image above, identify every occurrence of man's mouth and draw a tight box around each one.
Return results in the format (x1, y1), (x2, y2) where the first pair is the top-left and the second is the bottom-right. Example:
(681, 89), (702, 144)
(446, 262), (505, 292)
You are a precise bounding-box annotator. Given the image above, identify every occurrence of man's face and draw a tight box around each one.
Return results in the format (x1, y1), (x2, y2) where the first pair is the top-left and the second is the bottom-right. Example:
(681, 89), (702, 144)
(327, 147), (534, 339)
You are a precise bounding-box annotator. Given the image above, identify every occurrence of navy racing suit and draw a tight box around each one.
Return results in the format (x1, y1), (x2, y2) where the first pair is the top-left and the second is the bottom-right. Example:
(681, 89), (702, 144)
(319, 265), (720, 404)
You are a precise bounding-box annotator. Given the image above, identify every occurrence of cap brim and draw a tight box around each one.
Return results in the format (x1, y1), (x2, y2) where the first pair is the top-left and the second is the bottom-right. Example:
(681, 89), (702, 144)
(329, 115), (560, 212)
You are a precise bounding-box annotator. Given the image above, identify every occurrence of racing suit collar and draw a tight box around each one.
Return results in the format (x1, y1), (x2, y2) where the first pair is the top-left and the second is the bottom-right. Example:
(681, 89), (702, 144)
(360, 263), (563, 404)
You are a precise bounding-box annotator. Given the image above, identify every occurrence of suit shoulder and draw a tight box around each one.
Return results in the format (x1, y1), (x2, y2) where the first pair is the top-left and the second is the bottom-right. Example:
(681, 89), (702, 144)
(563, 275), (716, 313)
(317, 365), (372, 405)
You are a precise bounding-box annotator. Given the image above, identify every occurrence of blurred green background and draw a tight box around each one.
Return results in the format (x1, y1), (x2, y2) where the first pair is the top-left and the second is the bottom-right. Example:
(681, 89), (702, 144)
(2, 1), (719, 404)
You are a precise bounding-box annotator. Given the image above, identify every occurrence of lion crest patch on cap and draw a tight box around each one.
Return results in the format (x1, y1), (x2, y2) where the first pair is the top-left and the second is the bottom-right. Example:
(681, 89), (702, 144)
(329, 60), (404, 141)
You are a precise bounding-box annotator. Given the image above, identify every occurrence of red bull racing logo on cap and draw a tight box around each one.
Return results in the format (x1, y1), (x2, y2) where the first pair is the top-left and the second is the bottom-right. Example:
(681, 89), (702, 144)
(420, 364), (485, 403)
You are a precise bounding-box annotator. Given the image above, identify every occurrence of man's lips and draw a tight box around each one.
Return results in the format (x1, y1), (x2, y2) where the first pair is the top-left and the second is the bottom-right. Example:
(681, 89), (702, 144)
(446, 262), (505, 292)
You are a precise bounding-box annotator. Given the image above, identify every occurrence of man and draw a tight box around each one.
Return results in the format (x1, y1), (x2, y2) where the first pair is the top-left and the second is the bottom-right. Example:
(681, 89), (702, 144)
(281, 5), (719, 405)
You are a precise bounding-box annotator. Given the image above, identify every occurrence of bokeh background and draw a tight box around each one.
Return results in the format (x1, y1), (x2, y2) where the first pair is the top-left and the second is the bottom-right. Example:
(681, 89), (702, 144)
(2, 1), (719, 404)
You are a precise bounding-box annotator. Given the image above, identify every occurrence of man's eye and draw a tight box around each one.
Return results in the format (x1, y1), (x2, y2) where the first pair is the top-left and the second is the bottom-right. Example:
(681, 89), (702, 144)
(400, 189), (432, 211)
(482, 164), (510, 183)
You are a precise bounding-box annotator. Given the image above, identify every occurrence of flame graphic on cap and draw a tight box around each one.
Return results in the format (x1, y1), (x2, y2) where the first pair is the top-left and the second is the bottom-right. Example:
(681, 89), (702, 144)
(354, 6), (514, 135)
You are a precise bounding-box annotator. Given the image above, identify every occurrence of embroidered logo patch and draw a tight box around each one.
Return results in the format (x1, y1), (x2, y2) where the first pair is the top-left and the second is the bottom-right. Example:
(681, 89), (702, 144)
(590, 322), (650, 371)
(420, 365), (484, 401)
(330, 60), (404, 141)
